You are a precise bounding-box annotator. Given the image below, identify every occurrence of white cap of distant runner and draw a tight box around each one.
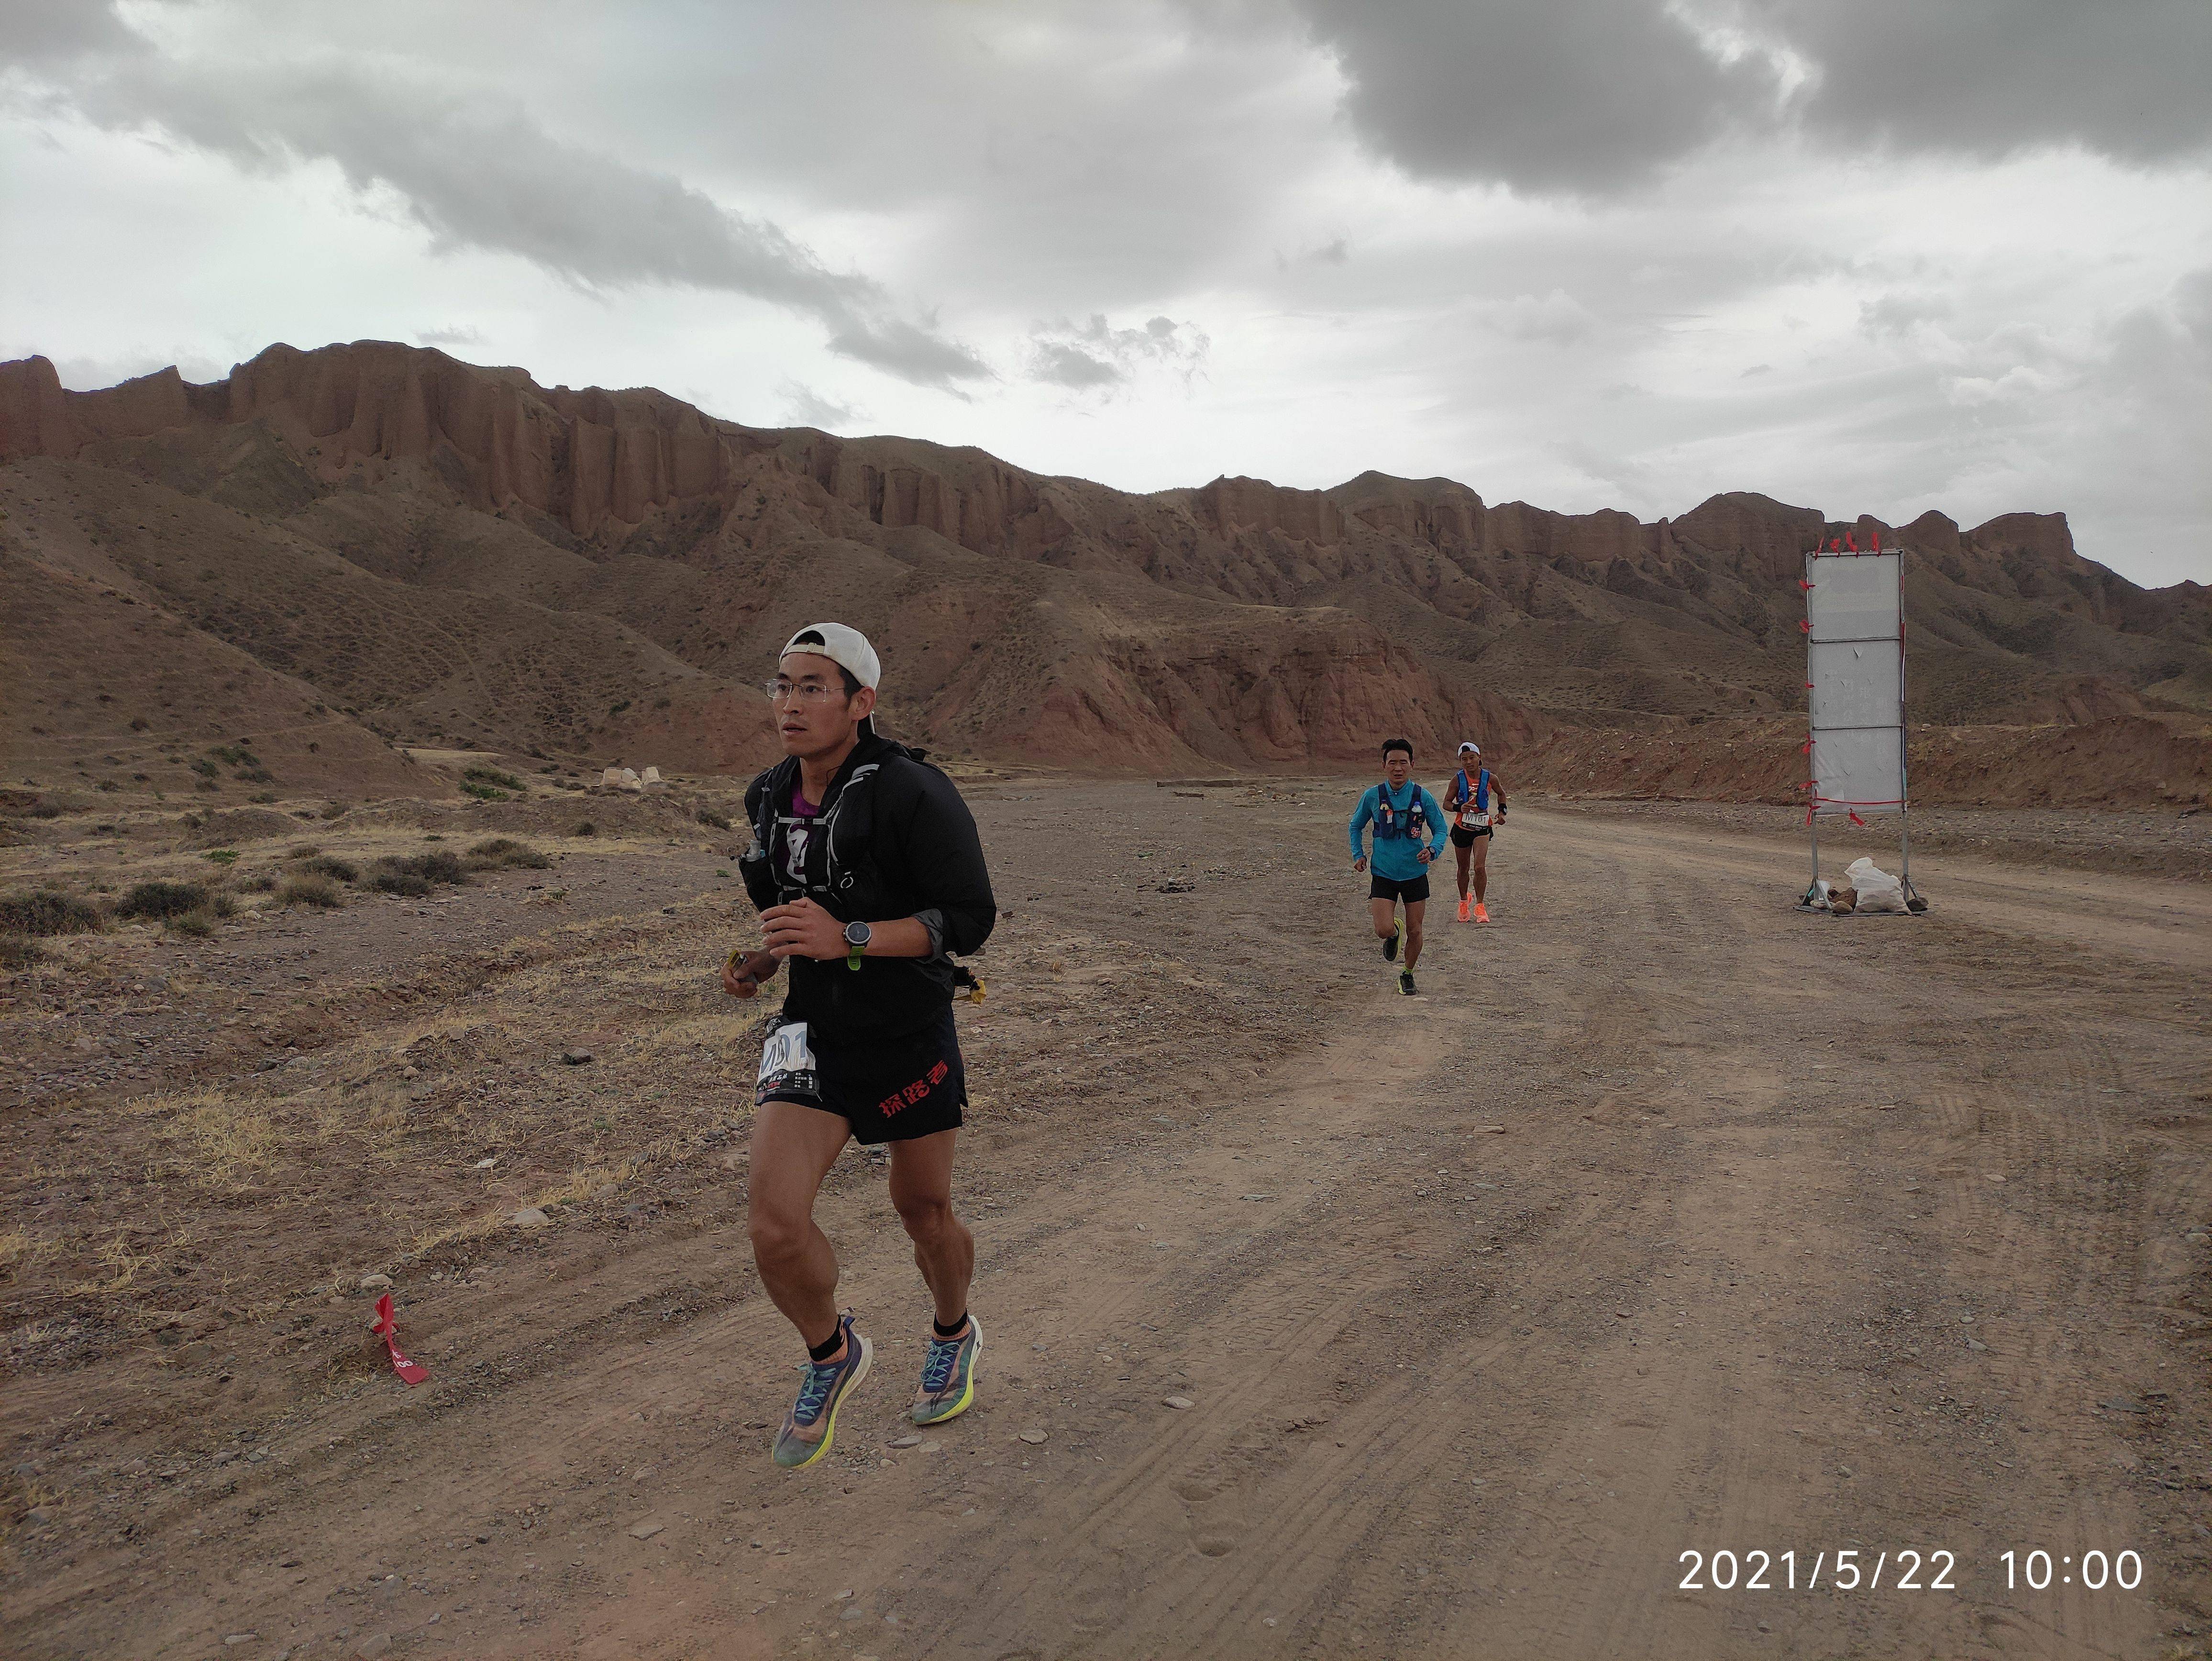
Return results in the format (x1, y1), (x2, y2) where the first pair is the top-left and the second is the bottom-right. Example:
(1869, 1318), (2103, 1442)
(1458, 740), (1481, 756)
(779, 622), (881, 690)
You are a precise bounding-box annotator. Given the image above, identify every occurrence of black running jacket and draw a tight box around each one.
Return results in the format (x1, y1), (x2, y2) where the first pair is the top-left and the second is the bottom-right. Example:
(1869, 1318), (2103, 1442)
(740, 733), (996, 1046)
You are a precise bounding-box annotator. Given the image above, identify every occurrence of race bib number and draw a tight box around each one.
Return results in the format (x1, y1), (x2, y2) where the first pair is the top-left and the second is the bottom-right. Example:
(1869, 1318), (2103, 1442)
(756, 1021), (819, 1102)
(1460, 808), (1490, 829)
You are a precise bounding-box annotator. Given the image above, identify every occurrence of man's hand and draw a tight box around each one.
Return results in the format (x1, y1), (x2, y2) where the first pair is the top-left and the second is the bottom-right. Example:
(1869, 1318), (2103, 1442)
(1417, 844), (1435, 864)
(720, 947), (780, 999)
(762, 896), (849, 961)
(1352, 855), (1369, 875)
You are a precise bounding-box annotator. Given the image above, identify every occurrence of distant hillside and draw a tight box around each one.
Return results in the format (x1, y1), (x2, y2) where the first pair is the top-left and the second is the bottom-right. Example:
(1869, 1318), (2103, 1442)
(1, 341), (2205, 810)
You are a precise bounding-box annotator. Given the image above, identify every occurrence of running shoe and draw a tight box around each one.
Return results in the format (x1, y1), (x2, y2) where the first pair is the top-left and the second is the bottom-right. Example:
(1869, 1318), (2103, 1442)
(771, 1314), (873, 1470)
(1473, 902), (1491, 923)
(910, 1315), (984, 1426)
(1382, 918), (1402, 962)
(1456, 895), (1471, 923)
(1399, 969), (1418, 996)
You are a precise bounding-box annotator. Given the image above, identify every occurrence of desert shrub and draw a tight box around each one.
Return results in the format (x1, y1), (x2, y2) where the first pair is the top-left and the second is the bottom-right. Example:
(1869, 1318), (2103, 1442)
(189, 758), (218, 779)
(210, 894), (238, 919)
(285, 845), (320, 859)
(370, 851), (467, 895)
(465, 838), (551, 871)
(169, 910), (215, 937)
(696, 808), (732, 831)
(460, 780), (509, 801)
(295, 855), (357, 883)
(115, 880), (209, 920)
(0, 933), (46, 970)
(318, 803), (345, 820)
(572, 820), (596, 837)
(464, 765), (524, 791)
(0, 890), (102, 936)
(202, 848), (239, 865)
(276, 874), (343, 909)
(236, 872), (276, 893)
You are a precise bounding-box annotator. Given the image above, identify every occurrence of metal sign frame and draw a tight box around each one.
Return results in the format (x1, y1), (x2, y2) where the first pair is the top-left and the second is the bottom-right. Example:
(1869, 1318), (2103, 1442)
(1800, 548), (1923, 911)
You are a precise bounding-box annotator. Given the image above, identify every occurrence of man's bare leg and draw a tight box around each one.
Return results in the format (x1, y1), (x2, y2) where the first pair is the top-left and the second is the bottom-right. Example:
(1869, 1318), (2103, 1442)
(1473, 839), (1491, 905)
(1369, 895), (1397, 942)
(1455, 841), (1473, 902)
(1403, 899), (1427, 970)
(747, 1100), (853, 1351)
(888, 1128), (973, 1329)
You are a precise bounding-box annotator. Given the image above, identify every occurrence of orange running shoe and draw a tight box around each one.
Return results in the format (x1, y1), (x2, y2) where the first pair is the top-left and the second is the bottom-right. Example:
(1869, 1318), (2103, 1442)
(1456, 895), (1471, 922)
(1473, 901), (1491, 923)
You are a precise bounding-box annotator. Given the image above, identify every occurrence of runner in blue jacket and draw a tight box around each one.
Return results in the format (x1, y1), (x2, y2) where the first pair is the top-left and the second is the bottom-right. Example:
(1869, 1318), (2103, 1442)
(1349, 737), (1446, 996)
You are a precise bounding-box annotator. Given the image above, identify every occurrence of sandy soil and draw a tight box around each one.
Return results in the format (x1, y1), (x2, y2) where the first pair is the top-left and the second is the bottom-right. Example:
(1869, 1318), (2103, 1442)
(4, 783), (2210, 1660)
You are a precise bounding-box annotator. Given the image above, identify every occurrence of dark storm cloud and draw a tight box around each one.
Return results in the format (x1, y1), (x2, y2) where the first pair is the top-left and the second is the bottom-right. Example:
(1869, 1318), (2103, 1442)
(0, 0), (143, 64)
(1, 7), (990, 388)
(1290, 0), (2212, 194)
(1294, 0), (1778, 194)
(1769, 0), (2212, 166)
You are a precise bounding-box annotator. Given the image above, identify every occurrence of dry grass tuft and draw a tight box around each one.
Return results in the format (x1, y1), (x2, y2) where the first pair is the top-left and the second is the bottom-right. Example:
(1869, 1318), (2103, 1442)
(146, 1089), (278, 1185)
(0, 889), (102, 936)
(115, 880), (210, 920)
(277, 873), (344, 908)
(465, 837), (551, 871)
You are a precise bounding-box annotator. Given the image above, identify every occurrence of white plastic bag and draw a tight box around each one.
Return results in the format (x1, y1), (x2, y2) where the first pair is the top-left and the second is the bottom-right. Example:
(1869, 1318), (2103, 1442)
(1844, 856), (1907, 914)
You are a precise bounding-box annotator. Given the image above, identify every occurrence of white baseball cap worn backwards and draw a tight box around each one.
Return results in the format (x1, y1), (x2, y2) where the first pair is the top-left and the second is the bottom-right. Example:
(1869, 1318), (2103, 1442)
(1458, 740), (1481, 756)
(780, 622), (881, 690)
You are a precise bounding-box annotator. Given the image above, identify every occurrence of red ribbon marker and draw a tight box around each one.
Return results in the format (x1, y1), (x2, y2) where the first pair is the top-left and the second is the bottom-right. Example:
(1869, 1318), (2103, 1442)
(373, 1294), (431, 1386)
(1800, 618), (1813, 632)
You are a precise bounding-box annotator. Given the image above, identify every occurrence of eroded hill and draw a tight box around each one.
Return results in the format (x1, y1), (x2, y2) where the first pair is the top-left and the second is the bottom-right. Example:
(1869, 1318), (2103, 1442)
(2, 341), (2205, 809)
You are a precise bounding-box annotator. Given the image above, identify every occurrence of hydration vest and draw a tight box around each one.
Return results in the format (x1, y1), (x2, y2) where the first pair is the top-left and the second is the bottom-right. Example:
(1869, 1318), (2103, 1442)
(1452, 768), (1491, 818)
(1372, 782), (1428, 840)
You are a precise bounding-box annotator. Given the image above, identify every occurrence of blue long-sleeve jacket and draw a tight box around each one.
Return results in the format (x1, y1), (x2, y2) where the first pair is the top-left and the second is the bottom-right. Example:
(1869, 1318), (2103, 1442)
(1349, 781), (1445, 882)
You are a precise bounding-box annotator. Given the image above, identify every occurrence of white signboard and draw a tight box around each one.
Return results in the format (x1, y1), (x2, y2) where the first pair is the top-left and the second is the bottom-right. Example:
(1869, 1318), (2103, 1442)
(1805, 552), (1903, 819)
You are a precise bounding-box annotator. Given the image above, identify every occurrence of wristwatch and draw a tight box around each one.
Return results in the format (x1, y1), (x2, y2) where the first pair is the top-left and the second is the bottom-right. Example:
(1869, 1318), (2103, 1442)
(842, 919), (872, 971)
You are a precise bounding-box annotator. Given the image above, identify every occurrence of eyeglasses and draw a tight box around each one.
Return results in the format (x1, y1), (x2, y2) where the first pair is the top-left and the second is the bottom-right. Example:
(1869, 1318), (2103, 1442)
(761, 679), (851, 705)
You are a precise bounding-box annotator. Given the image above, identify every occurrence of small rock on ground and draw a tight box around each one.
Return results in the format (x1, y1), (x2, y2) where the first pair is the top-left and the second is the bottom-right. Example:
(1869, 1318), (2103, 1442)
(887, 1434), (922, 1449)
(357, 1273), (392, 1291)
(1017, 1429), (1048, 1444)
(509, 1207), (550, 1228)
(628, 1520), (665, 1540)
(1163, 1395), (1195, 1410)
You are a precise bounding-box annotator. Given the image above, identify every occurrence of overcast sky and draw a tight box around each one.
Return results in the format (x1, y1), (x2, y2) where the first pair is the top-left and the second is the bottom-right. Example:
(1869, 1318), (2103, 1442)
(4, 0), (2207, 586)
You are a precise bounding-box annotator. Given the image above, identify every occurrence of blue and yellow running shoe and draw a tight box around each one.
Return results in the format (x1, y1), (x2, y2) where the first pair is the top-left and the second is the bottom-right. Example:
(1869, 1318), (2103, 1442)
(1382, 917), (1402, 962)
(910, 1315), (983, 1426)
(772, 1314), (873, 1469)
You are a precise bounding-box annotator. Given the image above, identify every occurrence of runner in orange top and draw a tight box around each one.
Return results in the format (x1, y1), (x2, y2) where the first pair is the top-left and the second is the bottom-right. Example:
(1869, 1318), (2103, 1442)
(1443, 741), (1508, 922)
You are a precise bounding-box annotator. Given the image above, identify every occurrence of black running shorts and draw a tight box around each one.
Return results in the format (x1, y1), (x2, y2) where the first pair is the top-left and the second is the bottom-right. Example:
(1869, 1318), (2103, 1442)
(755, 1008), (967, 1145)
(1450, 825), (1493, 848)
(1369, 872), (1431, 904)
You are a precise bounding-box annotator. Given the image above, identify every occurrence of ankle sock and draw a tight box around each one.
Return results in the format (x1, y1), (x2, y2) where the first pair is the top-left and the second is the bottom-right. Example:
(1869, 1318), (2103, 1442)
(807, 1326), (845, 1364)
(933, 1312), (969, 1340)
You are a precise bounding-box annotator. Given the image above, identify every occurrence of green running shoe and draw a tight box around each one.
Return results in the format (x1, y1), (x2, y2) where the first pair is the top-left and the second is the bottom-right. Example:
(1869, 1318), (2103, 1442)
(1399, 969), (1418, 996)
(911, 1316), (983, 1426)
(772, 1314), (873, 1470)
(1382, 917), (1402, 962)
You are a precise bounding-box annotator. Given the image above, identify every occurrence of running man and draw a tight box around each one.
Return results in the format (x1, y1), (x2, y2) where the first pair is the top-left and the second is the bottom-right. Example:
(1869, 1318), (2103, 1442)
(1442, 740), (1508, 923)
(721, 623), (997, 1469)
(1349, 737), (1446, 996)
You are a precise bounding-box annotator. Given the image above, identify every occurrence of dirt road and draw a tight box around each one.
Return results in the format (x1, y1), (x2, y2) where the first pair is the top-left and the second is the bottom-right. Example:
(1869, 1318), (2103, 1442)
(7, 787), (2210, 1660)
